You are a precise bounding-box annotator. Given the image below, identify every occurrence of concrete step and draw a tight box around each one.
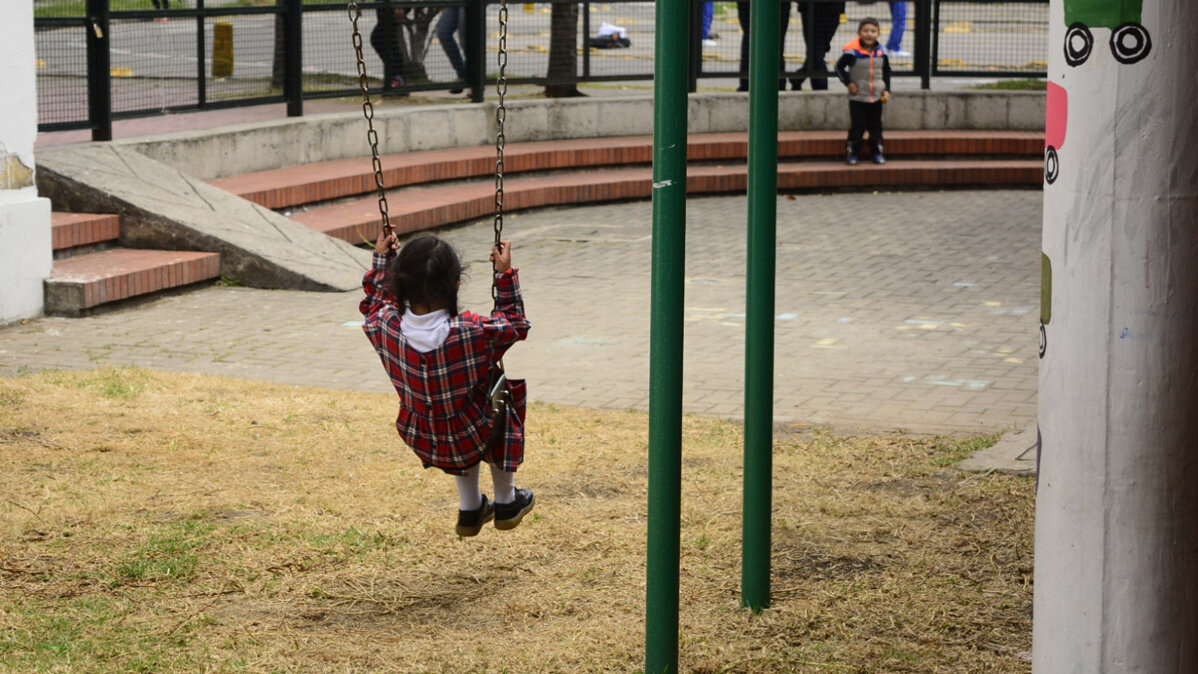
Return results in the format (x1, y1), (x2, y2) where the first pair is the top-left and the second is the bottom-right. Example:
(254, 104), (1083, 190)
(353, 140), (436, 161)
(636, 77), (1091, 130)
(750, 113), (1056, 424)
(51, 212), (120, 253)
(45, 247), (221, 316)
(290, 158), (1043, 243)
(211, 130), (1045, 211)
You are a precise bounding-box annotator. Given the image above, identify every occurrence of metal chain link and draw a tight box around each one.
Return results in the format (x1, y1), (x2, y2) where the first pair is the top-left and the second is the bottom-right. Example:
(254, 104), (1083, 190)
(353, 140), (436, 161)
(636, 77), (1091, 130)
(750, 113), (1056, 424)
(492, 0), (509, 297)
(348, 1), (392, 240)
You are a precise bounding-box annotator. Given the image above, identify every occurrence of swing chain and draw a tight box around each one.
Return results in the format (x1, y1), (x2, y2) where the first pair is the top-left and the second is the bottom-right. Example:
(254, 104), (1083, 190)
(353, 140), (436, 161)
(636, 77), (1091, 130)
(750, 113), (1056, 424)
(348, 1), (393, 239)
(492, 0), (509, 295)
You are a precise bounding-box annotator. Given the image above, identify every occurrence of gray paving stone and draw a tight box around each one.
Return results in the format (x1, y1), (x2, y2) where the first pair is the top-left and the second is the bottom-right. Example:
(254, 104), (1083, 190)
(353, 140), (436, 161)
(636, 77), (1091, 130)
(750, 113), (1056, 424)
(0, 190), (1041, 438)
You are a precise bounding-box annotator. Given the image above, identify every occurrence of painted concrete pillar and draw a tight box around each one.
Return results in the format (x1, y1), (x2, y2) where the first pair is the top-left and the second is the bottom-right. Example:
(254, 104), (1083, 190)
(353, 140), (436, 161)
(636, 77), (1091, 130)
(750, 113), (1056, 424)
(1035, 0), (1198, 671)
(0, 2), (53, 325)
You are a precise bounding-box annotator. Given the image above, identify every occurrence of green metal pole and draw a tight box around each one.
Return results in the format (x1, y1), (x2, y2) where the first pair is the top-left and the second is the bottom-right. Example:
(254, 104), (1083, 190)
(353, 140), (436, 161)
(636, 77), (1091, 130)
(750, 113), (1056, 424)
(741, 0), (780, 613)
(645, 0), (688, 668)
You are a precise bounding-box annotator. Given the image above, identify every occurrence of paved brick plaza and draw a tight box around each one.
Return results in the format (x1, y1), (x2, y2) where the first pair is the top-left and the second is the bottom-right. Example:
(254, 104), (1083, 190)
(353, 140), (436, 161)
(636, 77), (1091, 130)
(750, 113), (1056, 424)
(1, 189), (1040, 435)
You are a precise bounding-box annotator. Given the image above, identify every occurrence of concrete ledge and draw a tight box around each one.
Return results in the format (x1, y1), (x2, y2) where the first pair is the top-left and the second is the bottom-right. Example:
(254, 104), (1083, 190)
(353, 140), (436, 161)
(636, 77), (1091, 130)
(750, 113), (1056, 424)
(114, 91), (1046, 181)
(957, 424), (1039, 475)
(36, 145), (370, 292)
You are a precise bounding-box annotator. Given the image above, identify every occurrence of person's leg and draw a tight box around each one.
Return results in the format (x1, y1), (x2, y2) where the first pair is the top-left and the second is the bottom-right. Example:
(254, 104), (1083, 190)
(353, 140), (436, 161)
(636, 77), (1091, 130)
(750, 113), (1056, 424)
(701, 1), (715, 40)
(887, 1), (907, 53)
(488, 462), (516, 505)
(847, 100), (867, 160)
(736, 2), (750, 91)
(793, 0), (815, 89)
(866, 102), (885, 159)
(454, 462), (483, 510)
(809, 2), (841, 90)
(437, 7), (468, 81)
(454, 463), (495, 537)
(777, 1), (790, 90)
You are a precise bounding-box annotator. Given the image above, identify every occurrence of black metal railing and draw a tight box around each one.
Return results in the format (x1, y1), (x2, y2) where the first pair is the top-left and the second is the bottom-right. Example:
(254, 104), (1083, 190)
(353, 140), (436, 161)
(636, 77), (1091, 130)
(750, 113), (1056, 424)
(34, 0), (1048, 140)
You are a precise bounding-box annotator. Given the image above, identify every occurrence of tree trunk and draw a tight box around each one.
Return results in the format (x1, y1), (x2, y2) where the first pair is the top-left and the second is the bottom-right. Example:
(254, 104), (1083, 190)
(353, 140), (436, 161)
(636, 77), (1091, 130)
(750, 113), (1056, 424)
(271, 0), (285, 89)
(399, 7), (441, 83)
(545, 2), (582, 97)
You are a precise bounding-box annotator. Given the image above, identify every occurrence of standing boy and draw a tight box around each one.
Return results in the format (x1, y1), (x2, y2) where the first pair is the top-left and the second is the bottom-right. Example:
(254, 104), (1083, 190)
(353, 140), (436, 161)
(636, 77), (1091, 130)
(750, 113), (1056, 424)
(835, 17), (891, 165)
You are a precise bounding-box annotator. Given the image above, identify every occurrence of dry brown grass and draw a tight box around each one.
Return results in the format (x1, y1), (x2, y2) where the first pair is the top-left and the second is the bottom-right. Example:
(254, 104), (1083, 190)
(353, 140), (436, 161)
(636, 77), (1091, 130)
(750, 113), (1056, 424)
(0, 367), (1033, 673)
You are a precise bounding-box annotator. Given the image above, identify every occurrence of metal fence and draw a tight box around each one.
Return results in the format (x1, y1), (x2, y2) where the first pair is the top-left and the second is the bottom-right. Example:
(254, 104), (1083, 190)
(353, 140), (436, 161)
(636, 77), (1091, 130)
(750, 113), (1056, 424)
(35, 0), (1049, 139)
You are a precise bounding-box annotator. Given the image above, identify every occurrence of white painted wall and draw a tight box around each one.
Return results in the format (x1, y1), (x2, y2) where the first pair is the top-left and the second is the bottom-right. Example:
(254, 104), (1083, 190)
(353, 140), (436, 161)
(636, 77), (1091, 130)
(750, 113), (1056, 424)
(1035, 0), (1198, 670)
(0, 1), (53, 325)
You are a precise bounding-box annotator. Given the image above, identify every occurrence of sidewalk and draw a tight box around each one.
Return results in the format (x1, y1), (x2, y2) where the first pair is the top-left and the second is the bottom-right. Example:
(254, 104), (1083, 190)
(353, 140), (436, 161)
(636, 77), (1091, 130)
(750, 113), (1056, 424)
(3, 193), (1040, 434)
(21, 88), (1042, 472)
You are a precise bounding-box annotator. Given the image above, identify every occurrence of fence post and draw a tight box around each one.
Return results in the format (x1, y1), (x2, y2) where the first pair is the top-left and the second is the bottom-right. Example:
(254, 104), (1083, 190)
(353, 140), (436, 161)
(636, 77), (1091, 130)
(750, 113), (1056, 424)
(86, 0), (112, 141)
(582, 2), (592, 80)
(467, 0), (485, 102)
(914, 0), (931, 89)
(284, 0), (303, 116)
(196, 0), (209, 108)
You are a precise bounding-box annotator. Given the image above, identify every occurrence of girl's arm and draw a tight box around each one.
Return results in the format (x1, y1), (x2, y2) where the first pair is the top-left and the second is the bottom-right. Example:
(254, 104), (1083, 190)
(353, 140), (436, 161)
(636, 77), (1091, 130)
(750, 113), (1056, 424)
(485, 242), (531, 349)
(360, 233), (399, 325)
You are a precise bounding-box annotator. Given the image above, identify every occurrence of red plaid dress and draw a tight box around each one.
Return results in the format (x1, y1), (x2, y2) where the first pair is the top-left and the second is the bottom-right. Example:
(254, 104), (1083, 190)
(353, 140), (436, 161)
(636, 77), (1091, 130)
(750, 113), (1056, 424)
(360, 253), (530, 475)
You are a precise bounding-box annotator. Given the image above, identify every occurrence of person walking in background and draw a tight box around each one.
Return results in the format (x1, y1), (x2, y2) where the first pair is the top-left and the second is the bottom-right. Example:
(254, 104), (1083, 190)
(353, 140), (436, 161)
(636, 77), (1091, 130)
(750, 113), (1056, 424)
(836, 16), (891, 165)
(701, 1), (718, 47)
(887, 1), (910, 57)
(371, 5), (408, 91)
(735, 0), (791, 92)
(436, 6), (470, 94)
(791, 0), (845, 90)
(151, 0), (169, 23)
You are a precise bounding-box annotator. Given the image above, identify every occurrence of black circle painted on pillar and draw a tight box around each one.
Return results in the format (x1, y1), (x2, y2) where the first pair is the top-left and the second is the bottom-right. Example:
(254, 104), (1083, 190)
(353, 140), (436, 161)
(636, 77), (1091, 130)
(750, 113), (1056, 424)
(1065, 23), (1093, 67)
(1045, 147), (1059, 185)
(1039, 324), (1047, 359)
(1110, 23), (1151, 64)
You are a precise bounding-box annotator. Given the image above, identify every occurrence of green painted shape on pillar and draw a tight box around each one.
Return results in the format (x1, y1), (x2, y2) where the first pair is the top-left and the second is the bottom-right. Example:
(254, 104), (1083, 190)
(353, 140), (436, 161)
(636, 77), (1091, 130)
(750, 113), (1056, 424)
(1064, 0), (1143, 28)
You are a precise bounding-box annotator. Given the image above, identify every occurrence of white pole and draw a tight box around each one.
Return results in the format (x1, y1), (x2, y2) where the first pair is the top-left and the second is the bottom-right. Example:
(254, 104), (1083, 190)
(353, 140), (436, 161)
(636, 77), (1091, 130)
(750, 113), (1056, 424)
(0, 1), (53, 324)
(1035, 0), (1198, 671)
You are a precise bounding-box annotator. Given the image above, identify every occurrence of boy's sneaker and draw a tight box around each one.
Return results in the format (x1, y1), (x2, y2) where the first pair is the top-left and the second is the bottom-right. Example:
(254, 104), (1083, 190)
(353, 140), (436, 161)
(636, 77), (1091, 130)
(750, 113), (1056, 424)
(456, 495), (494, 537)
(846, 153), (859, 166)
(872, 153), (886, 164)
(494, 488), (535, 530)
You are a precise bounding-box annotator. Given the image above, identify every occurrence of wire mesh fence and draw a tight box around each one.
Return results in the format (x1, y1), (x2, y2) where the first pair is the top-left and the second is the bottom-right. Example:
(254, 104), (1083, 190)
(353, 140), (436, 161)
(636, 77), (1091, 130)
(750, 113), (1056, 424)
(35, 0), (1049, 135)
(933, 0), (1048, 75)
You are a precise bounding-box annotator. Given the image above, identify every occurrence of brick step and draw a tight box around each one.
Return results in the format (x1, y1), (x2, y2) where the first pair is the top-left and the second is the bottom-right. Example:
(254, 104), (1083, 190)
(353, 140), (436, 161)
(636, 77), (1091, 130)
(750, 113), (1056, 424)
(45, 248), (222, 316)
(211, 130), (1045, 211)
(291, 158), (1042, 243)
(51, 212), (121, 253)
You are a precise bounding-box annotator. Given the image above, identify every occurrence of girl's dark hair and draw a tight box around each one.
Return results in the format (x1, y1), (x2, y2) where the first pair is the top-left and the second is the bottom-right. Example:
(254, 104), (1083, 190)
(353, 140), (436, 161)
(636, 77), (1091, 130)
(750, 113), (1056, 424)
(385, 235), (463, 315)
(859, 17), (880, 30)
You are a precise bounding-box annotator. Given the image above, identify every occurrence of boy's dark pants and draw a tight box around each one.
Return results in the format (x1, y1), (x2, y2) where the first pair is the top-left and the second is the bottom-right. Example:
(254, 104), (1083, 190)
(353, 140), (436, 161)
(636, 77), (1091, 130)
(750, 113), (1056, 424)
(847, 100), (884, 157)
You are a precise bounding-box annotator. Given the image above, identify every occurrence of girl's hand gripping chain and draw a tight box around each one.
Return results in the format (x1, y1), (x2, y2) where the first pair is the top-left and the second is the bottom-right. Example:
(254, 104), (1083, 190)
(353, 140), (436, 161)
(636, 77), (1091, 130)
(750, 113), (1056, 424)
(375, 231), (399, 255)
(490, 240), (513, 273)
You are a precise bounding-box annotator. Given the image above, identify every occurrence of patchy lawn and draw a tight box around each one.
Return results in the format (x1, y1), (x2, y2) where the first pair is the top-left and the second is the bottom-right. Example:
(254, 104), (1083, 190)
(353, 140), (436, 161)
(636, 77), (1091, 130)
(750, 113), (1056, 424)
(0, 367), (1033, 673)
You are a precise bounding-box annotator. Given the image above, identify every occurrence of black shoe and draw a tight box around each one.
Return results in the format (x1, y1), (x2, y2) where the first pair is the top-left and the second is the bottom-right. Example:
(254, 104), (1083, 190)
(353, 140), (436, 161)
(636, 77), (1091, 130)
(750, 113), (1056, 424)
(449, 78), (465, 94)
(494, 488), (535, 530)
(456, 495), (494, 537)
(872, 153), (886, 165)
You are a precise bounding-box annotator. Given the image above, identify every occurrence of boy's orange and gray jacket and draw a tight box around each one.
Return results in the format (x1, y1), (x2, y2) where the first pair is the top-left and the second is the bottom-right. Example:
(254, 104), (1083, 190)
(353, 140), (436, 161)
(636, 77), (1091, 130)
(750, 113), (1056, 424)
(835, 38), (892, 103)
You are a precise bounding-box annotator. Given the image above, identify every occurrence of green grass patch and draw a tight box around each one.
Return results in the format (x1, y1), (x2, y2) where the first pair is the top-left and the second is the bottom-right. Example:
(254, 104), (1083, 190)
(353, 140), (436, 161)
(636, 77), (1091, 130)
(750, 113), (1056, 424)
(968, 79), (1048, 91)
(927, 431), (1003, 467)
(115, 518), (213, 583)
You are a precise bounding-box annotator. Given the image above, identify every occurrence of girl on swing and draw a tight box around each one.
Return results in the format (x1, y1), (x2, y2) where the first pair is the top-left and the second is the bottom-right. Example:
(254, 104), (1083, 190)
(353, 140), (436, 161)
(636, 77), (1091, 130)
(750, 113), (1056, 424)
(361, 232), (533, 537)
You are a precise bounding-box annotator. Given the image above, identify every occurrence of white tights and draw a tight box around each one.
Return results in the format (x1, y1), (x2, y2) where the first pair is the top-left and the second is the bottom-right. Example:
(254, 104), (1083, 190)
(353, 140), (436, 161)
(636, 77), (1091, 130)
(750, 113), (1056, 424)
(453, 462), (517, 511)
